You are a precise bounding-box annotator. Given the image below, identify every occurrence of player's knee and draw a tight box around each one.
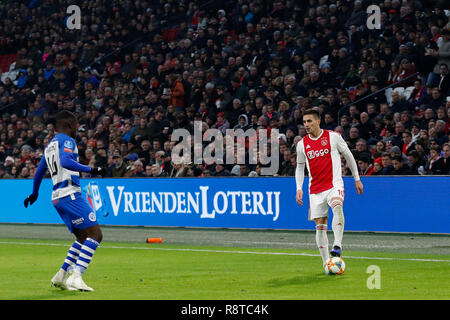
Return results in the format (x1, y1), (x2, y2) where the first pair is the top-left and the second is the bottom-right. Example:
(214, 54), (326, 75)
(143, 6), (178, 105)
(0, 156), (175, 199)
(97, 230), (103, 243)
(74, 229), (86, 244)
(84, 225), (103, 243)
(330, 198), (343, 211)
(92, 228), (103, 243)
(315, 223), (327, 231)
(76, 235), (87, 244)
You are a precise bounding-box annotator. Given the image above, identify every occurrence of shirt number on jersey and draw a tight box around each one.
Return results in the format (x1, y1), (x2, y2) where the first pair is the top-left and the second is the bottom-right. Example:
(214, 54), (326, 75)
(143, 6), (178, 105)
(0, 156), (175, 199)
(46, 154), (58, 177)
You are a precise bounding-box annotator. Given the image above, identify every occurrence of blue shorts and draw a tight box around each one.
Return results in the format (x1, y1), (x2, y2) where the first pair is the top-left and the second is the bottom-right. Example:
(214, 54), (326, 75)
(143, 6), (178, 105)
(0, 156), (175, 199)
(53, 192), (98, 233)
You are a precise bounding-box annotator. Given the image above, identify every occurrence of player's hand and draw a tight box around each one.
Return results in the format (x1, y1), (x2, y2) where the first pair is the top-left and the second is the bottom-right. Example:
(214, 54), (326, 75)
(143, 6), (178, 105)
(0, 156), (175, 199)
(91, 167), (107, 177)
(296, 189), (304, 206)
(24, 194), (38, 208)
(355, 180), (363, 195)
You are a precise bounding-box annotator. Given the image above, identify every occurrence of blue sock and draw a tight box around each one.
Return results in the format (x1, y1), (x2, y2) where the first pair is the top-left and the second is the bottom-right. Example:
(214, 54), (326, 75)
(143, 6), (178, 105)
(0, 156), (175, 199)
(74, 238), (100, 274)
(61, 241), (82, 272)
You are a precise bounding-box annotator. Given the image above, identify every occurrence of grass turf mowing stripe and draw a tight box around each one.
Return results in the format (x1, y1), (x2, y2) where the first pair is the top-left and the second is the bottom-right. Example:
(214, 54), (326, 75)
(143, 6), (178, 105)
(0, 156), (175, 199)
(1, 238), (449, 300)
(1, 240), (449, 263)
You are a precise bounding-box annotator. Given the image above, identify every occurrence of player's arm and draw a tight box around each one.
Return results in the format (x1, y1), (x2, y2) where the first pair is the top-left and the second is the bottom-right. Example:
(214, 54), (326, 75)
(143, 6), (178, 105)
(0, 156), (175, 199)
(60, 152), (93, 173)
(295, 141), (306, 205)
(335, 133), (363, 195)
(295, 162), (306, 205)
(60, 139), (106, 176)
(24, 157), (48, 207)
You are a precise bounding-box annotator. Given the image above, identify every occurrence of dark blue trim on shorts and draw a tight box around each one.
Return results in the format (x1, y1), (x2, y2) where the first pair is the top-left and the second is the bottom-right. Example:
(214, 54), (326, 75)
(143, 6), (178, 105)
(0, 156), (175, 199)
(53, 179), (80, 190)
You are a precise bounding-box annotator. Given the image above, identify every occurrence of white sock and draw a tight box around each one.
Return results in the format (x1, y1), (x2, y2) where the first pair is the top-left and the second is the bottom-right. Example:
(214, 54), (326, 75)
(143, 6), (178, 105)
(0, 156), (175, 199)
(316, 224), (329, 265)
(331, 202), (345, 248)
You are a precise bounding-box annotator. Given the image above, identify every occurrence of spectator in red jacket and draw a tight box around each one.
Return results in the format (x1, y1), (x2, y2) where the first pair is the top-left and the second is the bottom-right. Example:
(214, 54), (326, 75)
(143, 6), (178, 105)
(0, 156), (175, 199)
(357, 155), (374, 176)
(170, 74), (185, 112)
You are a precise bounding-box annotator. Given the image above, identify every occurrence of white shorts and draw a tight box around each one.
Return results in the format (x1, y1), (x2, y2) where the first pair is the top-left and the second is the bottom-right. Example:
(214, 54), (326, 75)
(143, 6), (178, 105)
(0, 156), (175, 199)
(308, 186), (345, 221)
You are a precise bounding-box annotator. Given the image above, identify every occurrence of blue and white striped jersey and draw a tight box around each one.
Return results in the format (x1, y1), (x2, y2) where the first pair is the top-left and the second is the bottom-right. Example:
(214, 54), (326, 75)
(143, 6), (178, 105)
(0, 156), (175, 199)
(44, 133), (82, 200)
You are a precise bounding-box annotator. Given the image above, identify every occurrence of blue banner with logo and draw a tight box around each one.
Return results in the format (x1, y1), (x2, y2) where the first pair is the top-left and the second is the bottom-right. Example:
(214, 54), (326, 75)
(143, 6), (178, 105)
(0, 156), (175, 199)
(1, 177), (449, 233)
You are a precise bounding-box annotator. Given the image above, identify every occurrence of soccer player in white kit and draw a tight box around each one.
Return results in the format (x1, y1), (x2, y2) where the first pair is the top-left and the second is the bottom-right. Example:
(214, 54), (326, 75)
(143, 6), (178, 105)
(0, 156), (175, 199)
(295, 109), (363, 268)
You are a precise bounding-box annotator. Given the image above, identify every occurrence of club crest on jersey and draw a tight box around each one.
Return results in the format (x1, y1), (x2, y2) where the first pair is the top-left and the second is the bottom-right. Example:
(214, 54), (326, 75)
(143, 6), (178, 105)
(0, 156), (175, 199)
(307, 148), (330, 159)
(88, 212), (97, 222)
(64, 140), (73, 148)
(63, 140), (73, 153)
(321, 138), (328, 146)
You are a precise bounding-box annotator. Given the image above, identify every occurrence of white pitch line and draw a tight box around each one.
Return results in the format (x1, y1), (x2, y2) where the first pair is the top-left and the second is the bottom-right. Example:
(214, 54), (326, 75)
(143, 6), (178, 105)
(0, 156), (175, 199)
(221, 240), (443, 249)
(0, 241), (449, 263)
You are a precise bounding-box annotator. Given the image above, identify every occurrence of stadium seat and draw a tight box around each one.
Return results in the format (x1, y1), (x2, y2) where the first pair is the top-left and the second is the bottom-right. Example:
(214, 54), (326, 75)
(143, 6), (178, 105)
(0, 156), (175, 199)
(403, 86), (414, 99)
(0, 54), (18, 73)
(393, 87), (405, 96)
(385, 88), (393, 106)
(319, 55), (329, 68)
(1, 70), (19, 84)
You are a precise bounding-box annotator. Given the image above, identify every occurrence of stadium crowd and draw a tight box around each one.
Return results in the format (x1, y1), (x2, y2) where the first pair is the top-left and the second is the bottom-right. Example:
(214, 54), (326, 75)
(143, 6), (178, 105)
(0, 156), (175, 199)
(0, 0), (449, 180)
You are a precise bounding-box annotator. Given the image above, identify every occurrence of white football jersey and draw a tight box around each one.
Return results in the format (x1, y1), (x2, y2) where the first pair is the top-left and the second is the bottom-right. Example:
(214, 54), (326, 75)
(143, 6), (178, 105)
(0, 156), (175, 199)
(44, 134), (82, 200)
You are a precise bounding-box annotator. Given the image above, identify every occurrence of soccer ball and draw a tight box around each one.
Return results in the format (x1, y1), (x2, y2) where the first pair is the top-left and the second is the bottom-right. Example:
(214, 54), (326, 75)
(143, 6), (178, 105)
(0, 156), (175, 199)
(324, 257), (346, 275)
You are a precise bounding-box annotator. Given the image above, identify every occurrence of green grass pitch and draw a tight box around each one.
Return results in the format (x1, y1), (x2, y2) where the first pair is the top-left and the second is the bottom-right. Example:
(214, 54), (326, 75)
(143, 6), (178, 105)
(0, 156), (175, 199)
(0, 238), (449, 300)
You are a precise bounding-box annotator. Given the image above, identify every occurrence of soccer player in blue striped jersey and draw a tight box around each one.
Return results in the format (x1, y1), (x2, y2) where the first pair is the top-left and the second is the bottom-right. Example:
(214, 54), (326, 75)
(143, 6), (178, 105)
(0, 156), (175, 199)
(24, 110), (106, 291)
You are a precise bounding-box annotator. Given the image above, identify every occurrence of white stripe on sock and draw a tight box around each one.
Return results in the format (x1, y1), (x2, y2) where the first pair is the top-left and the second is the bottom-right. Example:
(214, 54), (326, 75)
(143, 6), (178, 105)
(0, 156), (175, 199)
(79, 252), (93, 260)
(81, 246), (96, 255)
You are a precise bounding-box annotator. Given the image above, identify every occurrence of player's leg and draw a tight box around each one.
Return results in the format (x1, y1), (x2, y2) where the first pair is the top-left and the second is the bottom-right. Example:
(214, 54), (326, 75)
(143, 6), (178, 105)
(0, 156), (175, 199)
(72, 224), (102, 276)
(64, 193), (102, 291)
(73, 223), (103, 243)
(328, 189), (345, 257)
(314, 217), (329, 266)
(309, 192), (330, 266)
(51, 239), (82, 289)
(51, 199), (83, 289)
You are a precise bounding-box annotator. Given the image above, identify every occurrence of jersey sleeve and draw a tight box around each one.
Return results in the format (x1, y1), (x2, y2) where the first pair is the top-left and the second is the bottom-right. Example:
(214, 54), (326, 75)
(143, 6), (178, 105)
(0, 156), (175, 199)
(31, 156), (48, 195)
(296, 140), (306, 164)
(59, 136), (92, 173)
(332, 131), (360, 181)
(61, 137), (76, 155)
(295, 140), (306, 190)
(333, 131), (350, 154)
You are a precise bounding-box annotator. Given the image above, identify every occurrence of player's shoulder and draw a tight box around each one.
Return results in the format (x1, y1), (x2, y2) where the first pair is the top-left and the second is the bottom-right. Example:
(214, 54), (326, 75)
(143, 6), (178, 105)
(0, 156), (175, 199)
(55, 133), (75, 149)
(295, 138), (305, 154)
(54, 133), (74, 142)
(296, 137), (305, 151)
(328, 130), (344, 141)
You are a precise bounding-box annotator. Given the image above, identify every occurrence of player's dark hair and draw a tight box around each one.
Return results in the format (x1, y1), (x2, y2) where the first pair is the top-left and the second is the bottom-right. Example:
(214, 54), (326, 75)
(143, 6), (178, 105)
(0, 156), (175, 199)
(56, 110), (77, 130)
(303, 108), (321, 119)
